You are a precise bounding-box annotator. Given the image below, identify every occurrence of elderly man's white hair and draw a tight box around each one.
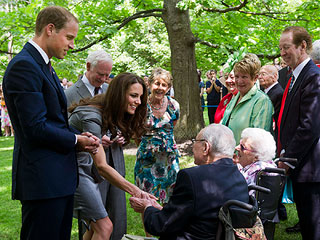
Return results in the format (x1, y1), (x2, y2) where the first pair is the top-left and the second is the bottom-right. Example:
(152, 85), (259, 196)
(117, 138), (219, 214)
(241, 128), (276, 162)
(201, 124), (236, 157)
(310, 40), (320, 64)
(86, 50), (113, 69)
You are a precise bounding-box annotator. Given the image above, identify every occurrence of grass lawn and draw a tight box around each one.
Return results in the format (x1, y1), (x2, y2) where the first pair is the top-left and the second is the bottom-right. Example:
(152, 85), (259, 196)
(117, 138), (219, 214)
(0, 137), (301, 240)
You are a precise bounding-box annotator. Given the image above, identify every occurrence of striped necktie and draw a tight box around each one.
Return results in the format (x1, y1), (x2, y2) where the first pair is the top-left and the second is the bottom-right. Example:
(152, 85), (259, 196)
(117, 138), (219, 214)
(94, 87), (101, 95)
(288, 75), (295, 92)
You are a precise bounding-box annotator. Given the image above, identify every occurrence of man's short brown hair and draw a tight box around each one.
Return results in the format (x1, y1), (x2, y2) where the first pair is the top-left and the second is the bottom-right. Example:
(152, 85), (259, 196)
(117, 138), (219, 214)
(283, 26), (312, 53)
(35, 6), (78, 36)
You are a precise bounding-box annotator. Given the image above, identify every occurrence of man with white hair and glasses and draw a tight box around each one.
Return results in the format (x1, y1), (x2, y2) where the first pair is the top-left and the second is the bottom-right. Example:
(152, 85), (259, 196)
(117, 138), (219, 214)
(129, 124), (249, 240)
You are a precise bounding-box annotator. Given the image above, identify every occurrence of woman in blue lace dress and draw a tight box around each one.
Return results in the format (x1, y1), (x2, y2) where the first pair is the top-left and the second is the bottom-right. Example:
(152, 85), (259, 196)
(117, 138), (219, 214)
(135, 67), (180, 204)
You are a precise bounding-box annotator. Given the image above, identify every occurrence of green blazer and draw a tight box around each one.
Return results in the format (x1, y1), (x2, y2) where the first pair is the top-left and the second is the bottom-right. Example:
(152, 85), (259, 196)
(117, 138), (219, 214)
(221, 84), (273, 144)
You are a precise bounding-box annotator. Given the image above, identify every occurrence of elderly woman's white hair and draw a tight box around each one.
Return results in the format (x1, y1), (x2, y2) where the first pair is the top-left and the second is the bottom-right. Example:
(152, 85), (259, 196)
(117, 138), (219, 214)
(202, 124), (236, 157)
(86, 50), (113, 69)
(311, 40), (320, 63)
(241, 128), (276, 162)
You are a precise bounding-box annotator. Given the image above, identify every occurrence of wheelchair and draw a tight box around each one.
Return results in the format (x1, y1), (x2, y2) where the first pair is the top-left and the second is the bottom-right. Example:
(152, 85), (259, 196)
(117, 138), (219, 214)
(248, 157), (297, 240)
(217, 185), (270, 240)
(250, 167), (285, 240)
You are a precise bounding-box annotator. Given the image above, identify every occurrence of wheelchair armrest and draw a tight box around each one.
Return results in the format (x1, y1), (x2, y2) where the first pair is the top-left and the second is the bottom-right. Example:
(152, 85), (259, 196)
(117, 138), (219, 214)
(223, 200), (253, 212)
(248, 184), (271, 194)
(274, 157), (297, 164)
(221, 196), (258, 229)
(262, 167), (286, 175)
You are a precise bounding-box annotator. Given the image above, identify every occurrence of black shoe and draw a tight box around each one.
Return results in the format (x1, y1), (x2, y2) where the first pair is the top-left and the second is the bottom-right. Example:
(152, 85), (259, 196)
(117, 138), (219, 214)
(278, 203), (287, 221)
(285, 222), (300, 233)
(279, 214), (288, 221)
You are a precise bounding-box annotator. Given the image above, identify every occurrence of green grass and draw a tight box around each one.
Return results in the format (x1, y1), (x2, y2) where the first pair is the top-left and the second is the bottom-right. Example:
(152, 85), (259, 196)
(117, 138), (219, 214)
(0, 137), (301, 240)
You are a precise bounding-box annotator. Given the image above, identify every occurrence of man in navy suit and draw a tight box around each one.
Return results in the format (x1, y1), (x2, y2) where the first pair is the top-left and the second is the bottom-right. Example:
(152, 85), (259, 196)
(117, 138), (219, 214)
(3, 6), (99, 240)
(258, 65), (284, 124)
(278, 26), (320, 240)
(129, 124), (249, 239)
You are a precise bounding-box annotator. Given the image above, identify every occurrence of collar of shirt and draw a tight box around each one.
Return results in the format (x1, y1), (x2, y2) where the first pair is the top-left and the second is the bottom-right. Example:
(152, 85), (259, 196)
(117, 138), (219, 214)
(28, 39), (50, 64)
(264, 82), (278, 94)
(292, 57), (310, 83)
(81, 73), (96, 96)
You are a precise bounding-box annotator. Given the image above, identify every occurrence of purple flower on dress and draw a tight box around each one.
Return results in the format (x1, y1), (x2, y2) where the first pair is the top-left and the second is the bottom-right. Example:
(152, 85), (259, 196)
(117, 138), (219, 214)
(142, 179), (153, 193)
(159, 189), (166, 201)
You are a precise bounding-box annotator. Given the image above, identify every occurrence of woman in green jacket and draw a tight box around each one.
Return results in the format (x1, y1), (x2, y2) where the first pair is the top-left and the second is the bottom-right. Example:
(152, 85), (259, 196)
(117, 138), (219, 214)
(221, 54), (273, 144)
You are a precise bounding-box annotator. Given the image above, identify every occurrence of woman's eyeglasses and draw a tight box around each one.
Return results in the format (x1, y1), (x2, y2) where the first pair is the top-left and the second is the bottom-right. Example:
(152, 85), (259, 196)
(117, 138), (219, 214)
(240, 143), (255, 152)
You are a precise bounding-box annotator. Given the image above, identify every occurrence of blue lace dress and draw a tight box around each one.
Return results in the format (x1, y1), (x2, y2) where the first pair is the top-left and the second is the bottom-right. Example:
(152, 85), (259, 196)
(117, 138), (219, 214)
(135, 96), (180, 203)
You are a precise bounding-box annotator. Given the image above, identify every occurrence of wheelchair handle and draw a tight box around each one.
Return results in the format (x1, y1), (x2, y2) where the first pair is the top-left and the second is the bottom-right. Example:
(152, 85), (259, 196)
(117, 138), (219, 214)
(223, 199), (253, 211)
(262, 167), (286, 175)
(248, 184), (271, 194)
(274, 157), (298, 164)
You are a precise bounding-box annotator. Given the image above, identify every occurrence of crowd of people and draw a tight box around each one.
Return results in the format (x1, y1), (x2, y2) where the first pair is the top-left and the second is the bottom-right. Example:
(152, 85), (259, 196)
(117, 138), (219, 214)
(2, 5), (320, 240)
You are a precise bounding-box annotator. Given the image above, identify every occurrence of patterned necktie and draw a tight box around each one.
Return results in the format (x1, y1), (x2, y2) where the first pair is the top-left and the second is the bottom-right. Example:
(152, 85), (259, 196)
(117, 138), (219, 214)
(94, 87), (101, 95)
(48, 61), (53, 75)
(288, 75), (295, 92)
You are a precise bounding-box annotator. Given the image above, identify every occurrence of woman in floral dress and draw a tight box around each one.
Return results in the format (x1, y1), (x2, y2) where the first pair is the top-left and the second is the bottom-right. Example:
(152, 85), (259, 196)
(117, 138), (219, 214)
(135, 67), (180, 204)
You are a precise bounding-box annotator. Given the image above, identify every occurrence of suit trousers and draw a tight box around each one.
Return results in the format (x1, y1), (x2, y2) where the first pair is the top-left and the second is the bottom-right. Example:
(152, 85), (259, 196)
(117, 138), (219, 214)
(20, 194), (74, 240)
(208, 106), (217, 124)
(292, 181), (320, 240)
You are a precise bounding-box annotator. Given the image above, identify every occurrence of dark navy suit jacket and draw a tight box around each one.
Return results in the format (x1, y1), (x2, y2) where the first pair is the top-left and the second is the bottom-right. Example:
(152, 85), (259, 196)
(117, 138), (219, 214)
(3, 42), (78, 200)
(143, 158), (249, 240)
(266, 83), (283, 124)
(280, 60), (320, 182)
(278, 66), (291, 89)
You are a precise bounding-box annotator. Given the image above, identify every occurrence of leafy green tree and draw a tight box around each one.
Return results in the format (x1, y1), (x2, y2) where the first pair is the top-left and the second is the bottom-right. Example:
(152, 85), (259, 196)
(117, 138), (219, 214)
(1, 0), (319, 139)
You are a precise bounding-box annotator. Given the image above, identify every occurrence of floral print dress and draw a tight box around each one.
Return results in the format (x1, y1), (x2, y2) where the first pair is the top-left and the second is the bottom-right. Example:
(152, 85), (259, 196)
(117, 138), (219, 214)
(135, 96), (180, 203)
(238, 160), (277, 196)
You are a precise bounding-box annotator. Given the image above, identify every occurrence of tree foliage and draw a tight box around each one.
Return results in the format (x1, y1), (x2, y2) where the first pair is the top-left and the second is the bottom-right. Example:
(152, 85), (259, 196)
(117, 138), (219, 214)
(0, 0), (319, 138)
(1, 0), (319, 77)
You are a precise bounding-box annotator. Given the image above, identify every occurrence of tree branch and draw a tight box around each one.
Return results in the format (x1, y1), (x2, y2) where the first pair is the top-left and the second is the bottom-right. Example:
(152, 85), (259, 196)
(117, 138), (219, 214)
(256, 53), (280, 60)
(73, 8), (163, 53)
(203, 0), (248, 13)
(117, 9), (163, 30)
(238, 10), (309, 22)
(0, 49), (17, 55)
(195, 38), (219, 48)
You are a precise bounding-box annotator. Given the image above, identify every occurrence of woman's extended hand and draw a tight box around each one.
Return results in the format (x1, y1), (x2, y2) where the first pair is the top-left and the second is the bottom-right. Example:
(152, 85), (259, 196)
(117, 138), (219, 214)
(139, 190), (158, 200)
(101, 135), (113, 148)
(115, 135), (125, 146)
(129, 197), (163, 213)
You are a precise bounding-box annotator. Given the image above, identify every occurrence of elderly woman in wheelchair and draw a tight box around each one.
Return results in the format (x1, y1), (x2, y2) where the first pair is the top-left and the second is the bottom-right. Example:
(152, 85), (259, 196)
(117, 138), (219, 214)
(234, 127), (286, 240)
(234, 128), (278, 188)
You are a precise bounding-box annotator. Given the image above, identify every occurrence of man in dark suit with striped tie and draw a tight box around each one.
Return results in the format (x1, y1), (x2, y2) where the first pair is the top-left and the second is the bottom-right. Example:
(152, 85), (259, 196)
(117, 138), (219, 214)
(278, 26), (320, 240)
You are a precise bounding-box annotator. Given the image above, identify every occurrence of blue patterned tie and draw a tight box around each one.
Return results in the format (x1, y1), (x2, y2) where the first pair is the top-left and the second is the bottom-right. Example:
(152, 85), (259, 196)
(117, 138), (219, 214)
(288, 75), (295, 92)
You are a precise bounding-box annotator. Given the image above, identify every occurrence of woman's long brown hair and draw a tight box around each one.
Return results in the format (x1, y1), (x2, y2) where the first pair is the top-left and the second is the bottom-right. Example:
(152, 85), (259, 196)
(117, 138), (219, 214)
(68, 72), (148, 144)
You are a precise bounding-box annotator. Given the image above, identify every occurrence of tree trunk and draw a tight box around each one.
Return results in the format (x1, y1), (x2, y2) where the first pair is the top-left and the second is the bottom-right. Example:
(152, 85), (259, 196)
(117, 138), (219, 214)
(162, 0), (204, 140)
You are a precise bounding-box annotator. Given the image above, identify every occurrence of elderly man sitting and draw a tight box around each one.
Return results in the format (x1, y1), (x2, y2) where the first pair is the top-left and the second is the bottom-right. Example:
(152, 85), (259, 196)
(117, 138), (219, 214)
(130, 124), (249, 240)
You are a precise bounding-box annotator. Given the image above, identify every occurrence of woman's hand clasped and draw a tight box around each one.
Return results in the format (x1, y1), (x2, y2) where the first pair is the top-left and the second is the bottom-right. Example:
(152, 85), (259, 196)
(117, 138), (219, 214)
(101, 134), (125, 148)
